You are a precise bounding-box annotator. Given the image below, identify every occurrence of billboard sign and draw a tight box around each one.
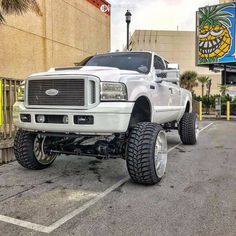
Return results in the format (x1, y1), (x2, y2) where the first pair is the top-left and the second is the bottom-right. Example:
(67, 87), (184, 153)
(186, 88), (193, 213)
(196, 3), (236, 65)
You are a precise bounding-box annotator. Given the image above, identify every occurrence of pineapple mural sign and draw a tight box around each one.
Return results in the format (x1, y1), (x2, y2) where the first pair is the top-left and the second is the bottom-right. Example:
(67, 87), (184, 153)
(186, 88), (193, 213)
(197, 3), (236, 65)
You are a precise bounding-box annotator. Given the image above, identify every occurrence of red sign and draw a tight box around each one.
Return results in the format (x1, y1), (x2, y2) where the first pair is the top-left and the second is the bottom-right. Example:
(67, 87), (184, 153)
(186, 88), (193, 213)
(86, 0), (111, 16)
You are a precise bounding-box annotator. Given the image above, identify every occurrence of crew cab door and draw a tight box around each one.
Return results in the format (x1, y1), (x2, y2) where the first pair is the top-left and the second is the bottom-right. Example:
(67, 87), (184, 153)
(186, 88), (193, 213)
(167, 64), (182, 109)
(152, 56), (182, 123)
(152, 55), (172, 123)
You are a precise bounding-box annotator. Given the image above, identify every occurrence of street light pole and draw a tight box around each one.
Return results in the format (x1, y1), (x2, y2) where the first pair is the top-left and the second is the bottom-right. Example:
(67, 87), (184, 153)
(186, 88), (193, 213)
(125, 10), (132, 51)
(127, 21), (130, 50)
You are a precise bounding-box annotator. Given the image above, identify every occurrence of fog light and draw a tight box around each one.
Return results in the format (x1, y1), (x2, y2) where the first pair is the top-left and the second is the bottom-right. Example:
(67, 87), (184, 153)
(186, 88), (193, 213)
(63, 115), (69, 124)
(36, 115), (45, 123)
(20, 114), (31, 122)
(74, 115), (94, 125)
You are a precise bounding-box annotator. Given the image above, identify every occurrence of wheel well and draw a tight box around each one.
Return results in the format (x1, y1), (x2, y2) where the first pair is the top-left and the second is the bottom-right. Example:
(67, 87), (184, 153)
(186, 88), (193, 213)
(185, 101), (190, 113)
(129, 96), (151, 128)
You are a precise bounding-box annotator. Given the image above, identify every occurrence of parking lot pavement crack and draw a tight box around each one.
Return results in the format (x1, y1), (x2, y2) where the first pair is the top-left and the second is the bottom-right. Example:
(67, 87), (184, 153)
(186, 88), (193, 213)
(0, 186), (36, 203)
(0, 175), (62, 203)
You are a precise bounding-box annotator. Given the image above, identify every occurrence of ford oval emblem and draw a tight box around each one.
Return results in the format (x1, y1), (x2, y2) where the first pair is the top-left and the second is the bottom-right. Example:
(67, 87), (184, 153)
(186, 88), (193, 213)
(45, 89), (59, 96)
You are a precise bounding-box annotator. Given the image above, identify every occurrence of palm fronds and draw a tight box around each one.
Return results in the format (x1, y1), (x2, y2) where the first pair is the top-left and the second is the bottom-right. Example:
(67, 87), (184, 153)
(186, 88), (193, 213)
(197, 76), (209, 97)
(180, 71), (198, 92)
(0, 0), (41, 23)
(218, 84), (229, 96)
(197, 76), (209, 84)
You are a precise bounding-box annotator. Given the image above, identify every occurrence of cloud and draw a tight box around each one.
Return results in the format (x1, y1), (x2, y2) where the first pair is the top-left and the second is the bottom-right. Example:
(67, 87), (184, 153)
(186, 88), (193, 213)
(110, 0), (219, 51)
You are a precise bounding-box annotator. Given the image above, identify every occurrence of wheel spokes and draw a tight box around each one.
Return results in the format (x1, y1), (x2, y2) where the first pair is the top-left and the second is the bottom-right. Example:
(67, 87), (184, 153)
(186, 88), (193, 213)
(154, 131), (167, 178)
(34, 135), (56, 165)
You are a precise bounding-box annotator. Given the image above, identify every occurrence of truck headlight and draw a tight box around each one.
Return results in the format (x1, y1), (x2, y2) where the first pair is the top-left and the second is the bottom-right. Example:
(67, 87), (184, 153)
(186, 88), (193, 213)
(100, 82), (127, 101)
(17, 82), (25, 102)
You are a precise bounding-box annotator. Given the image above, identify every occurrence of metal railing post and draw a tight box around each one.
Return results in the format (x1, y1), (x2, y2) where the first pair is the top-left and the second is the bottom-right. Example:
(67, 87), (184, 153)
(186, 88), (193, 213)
(199, 101), (202, 121)
(226, 101), (230, 121)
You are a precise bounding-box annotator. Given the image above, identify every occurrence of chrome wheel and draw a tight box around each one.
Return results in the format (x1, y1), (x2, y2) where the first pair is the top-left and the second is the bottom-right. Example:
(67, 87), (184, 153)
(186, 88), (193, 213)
(33, 135), (57, 165)
(154, 130), (167, 178)
(195, 118), (200, 139)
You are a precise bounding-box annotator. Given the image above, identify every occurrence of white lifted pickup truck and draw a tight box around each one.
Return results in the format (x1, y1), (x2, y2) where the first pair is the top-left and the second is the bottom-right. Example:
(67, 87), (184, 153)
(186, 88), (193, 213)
(13, 51), (198, 185)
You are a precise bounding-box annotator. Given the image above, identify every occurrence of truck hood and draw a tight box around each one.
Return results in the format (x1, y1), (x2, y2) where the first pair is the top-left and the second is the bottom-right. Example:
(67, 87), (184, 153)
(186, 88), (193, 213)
(29, 66), (141, 82)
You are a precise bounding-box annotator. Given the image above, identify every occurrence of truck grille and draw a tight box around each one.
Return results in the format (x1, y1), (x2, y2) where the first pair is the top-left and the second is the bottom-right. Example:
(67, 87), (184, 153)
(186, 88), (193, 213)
(28, 79), (85, 106)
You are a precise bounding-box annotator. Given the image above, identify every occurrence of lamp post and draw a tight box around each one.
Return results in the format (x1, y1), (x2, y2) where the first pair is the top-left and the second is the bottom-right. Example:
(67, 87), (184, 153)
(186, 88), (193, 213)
(125, 10), (132, 51)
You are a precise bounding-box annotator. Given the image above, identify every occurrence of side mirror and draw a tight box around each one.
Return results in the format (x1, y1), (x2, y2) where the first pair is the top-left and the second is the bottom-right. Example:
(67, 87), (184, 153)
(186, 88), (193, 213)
(167, 63), (179, 70)
(155, 69), (180, 83)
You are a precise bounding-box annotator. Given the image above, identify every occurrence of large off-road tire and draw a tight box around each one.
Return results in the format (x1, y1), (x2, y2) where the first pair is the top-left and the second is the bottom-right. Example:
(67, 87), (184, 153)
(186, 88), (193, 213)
(179, 112), (199, 145)
(126, 122), (167, 185)
(14, 130), (56, 170)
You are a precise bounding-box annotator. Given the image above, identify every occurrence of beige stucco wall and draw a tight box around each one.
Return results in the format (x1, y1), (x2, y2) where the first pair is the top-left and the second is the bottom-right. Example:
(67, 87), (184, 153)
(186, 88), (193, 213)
(219, 0), (236, 3)
(130, 30), (222, 96)
(0, 0), (110, 80)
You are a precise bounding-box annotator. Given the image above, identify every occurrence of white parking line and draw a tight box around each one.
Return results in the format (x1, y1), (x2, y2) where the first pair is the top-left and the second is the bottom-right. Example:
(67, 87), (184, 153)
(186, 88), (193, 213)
(199, 122), (214, 133)
(47, 176), (130, 233)
(0, 214), (50, 233)
(167, 122), (214, 153)
(0, 122), (214, 233)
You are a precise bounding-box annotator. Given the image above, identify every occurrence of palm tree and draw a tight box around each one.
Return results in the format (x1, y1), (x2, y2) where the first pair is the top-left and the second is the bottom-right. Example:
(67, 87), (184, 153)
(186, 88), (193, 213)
(0, 0), (41, 23)
(218, 84), (229, 96)
(180, 71), (198, 93)
(197, 76), (209, 97)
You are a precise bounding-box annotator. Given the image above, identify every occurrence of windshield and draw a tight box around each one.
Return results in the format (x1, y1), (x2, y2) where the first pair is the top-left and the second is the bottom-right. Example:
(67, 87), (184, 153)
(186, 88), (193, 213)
(78, 52), (152, 74)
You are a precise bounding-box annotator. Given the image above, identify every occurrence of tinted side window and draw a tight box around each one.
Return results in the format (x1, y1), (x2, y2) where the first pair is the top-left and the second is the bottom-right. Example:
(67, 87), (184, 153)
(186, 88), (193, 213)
(154, 55), (165, 70)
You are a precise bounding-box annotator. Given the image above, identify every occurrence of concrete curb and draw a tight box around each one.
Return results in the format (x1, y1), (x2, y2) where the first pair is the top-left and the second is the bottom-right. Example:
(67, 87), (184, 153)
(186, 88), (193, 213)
(202, 115), (236, 121)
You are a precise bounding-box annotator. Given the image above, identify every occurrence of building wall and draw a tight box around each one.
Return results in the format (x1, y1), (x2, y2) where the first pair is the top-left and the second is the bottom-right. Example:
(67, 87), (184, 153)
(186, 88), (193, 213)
(0, 0), (110, 80)
(219, 0), (236, 3)
(130, 30), (221, 96)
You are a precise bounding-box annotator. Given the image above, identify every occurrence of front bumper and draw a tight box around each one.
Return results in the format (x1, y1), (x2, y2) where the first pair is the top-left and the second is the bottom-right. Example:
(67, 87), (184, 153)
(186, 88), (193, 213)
(13, 102), (134, 135)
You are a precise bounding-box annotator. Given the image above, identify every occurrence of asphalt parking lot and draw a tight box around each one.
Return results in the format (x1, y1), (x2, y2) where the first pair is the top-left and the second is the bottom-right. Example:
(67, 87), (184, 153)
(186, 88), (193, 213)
(0, 120), (235, 236)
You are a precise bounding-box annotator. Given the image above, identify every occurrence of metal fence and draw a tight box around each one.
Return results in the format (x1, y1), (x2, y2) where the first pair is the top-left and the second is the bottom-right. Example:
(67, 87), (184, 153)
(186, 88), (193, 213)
(0, 77), (21, 164)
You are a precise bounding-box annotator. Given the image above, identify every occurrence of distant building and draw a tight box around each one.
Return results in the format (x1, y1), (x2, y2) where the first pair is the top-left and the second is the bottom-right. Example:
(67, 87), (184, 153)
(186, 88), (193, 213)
(219, 0), (236, 3)
(0, 0), (111, 80)
(129, 30), (221, 96)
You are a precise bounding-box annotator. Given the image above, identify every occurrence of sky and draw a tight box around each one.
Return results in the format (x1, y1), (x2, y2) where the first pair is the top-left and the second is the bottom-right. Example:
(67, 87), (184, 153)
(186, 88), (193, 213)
(109, 0), (219, 51)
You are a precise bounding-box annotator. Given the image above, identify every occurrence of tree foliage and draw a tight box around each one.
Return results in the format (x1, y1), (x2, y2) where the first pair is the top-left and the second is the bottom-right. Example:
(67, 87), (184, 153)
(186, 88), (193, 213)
(197, 76), (209, 97)
(0, 0), (41, 23)
(180, 71), (198, 92)
(218, 84), (229, 96)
